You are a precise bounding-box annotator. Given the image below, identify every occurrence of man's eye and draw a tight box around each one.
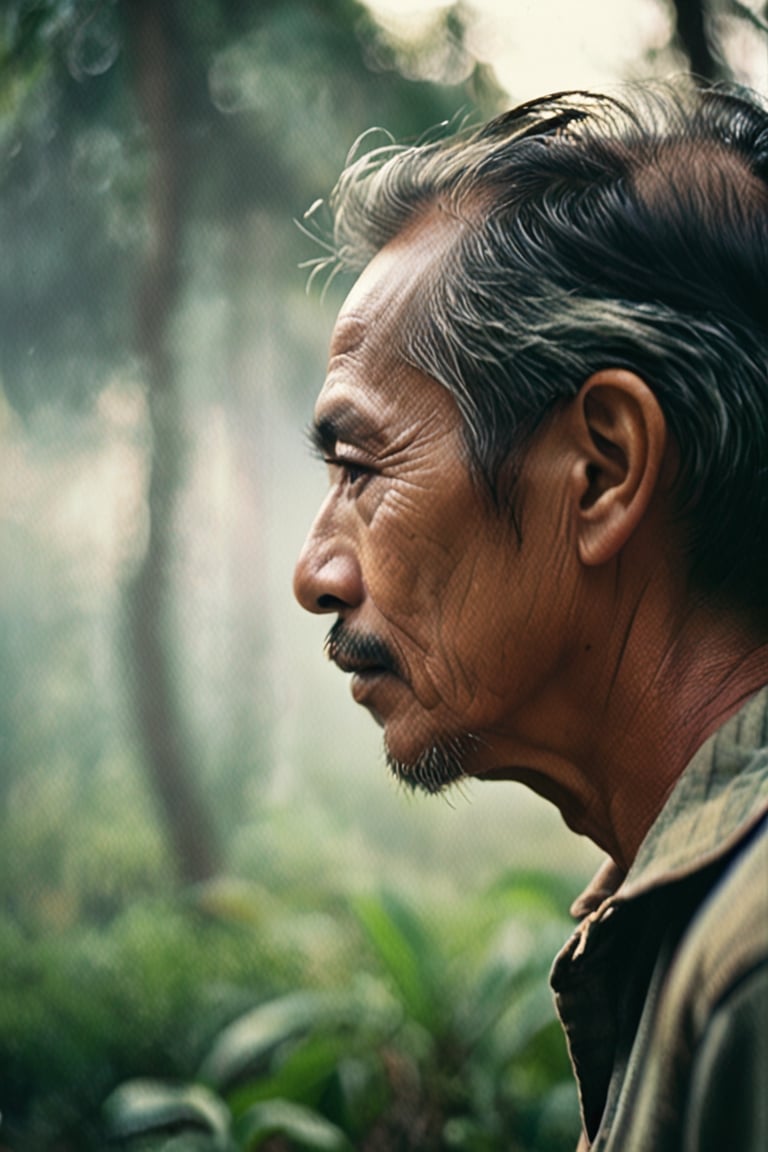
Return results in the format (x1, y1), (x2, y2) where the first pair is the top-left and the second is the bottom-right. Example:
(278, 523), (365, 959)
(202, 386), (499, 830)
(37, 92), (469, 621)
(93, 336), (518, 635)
(324, 457), (370, 488)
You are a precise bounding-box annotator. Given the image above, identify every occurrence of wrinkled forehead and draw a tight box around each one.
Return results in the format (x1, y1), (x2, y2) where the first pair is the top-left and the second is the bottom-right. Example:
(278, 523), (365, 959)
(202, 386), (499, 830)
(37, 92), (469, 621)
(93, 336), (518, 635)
(328, 203), (467, 363)
(313, 206), (471, 445)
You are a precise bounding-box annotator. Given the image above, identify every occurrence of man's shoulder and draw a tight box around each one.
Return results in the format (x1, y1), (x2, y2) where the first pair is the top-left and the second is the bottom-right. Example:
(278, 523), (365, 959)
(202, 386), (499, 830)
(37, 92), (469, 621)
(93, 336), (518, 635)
(593, 819), (768, 1152)
(666, 816), (768, 1034)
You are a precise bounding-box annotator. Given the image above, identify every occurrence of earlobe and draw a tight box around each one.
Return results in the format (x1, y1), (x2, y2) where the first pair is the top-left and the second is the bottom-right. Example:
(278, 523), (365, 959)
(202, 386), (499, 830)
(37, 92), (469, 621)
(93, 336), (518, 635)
(574, 370), (667, 567)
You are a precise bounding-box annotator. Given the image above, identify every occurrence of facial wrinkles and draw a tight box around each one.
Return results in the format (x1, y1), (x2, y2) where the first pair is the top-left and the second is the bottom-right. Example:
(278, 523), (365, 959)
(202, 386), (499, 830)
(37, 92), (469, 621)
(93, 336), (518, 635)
(318, 436), (475, 713)
(434, 550), (493, 695)
(312, 211), (559, 781)
(382, 500), (480, 649)
(427, 523), (520, 715)
(424, 624), (476, 712)
(321, 362), (451, 469)
(358, 411), (471, 582)
(376, 425), (513, 717)
(356, 457), (464, 613)
(371, 544), (477, 716)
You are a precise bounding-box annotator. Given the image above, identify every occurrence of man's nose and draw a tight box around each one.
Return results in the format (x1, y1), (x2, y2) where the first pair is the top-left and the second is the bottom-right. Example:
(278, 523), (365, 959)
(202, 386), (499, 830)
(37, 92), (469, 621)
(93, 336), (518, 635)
(293, 526), (364, 615)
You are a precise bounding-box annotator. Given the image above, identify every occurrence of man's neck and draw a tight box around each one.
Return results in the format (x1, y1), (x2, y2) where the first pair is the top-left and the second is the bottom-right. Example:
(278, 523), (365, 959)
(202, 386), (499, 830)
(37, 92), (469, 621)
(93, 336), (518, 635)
(611, 629), (766, 867)
(476, 594), (768, 873)
(568, 602), (768, 871)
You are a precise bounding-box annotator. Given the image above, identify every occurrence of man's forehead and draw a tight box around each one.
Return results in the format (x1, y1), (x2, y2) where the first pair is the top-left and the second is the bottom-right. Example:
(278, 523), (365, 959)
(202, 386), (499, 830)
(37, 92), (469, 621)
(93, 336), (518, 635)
(329, 204), (465, 357)
(314, 208), (468, 444)
(329, 247), (414, 357)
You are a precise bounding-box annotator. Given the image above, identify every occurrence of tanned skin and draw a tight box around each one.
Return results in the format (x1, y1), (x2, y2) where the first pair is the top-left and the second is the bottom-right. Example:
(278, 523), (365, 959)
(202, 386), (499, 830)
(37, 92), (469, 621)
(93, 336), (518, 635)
(294, 210), (768, 873)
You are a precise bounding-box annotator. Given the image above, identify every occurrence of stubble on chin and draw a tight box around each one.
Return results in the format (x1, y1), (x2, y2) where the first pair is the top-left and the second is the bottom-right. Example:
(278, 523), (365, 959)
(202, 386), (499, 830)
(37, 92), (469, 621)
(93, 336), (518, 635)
(383, 732), (475, 796)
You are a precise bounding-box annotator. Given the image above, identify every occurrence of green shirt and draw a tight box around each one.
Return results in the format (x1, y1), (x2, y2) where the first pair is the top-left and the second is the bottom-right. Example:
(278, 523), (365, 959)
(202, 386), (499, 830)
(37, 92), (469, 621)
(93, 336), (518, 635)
(551, 687), (768, 1151)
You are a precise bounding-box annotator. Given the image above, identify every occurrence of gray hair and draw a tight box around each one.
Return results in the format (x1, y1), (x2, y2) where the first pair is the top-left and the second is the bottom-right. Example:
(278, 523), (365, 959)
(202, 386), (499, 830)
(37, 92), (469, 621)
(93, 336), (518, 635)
(314, 82), (768, 627)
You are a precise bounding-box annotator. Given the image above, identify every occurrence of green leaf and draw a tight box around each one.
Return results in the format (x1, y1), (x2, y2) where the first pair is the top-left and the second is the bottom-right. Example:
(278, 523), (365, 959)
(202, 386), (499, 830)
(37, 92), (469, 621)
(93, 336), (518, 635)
(458, 916), (564, 1044)
(227, 1033), (348, 1115)
(102, 1078), (231, 1147)
(198, 990), (354, 1091)
(234, 1098), (353, 1151)
(486, 869), (579, 918)
(330, 1053), (391, 1139)
(458, 955), (536, 1046)
(490, 980), (561, 1066)
(351, 891), (440, 1029)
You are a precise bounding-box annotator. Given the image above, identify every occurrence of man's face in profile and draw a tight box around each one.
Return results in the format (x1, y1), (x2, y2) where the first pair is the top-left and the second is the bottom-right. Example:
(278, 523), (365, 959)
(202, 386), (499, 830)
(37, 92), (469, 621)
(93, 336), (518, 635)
(294, 211), (580, 795)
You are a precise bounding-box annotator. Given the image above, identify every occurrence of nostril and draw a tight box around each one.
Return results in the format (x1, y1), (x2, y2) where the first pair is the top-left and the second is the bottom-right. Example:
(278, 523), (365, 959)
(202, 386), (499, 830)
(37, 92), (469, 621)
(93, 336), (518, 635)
(317, 593), (347, 611)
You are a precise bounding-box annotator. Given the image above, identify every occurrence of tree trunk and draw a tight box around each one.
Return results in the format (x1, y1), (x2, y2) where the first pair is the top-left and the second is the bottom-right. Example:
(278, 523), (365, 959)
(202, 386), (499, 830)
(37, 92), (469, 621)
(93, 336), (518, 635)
(123, 0), (220, 885)
(671, 0), (723, 81)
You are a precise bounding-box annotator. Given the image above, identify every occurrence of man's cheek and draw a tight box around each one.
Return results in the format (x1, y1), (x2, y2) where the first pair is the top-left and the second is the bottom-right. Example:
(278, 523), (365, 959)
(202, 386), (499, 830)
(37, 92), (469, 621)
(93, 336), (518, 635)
(365, 541), (421, 606)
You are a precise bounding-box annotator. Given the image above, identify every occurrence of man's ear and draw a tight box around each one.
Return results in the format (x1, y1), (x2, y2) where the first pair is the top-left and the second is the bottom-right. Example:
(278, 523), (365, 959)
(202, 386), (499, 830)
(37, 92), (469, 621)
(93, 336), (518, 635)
(571, 369), (667, 566)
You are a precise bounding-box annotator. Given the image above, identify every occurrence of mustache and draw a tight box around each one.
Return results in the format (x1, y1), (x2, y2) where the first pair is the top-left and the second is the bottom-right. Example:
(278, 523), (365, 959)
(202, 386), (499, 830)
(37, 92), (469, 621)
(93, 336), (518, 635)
(324, 620), (401, 677)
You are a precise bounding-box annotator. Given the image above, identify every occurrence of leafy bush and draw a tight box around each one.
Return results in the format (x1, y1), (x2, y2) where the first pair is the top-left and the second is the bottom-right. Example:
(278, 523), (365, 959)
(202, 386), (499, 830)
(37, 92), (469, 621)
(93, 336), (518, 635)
(0, 884), (304, 1152)
(101, 874), (581, 1152)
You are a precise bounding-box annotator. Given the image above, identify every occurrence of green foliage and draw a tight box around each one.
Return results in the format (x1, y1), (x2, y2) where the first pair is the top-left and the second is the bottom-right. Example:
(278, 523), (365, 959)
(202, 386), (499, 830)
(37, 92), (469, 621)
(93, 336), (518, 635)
(97, 877), (581, 1152)
(234, 1100), (352, 1151)
(0, 869), (584, 1149)
(104, 1080), (232, 1149)
(0, 894), (300, 1151)
(352, 890), (440, 1029)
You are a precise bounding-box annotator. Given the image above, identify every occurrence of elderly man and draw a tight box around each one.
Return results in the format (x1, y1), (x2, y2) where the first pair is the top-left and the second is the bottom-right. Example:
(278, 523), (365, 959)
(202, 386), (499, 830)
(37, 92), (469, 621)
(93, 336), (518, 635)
(293, 82), (767, 1150)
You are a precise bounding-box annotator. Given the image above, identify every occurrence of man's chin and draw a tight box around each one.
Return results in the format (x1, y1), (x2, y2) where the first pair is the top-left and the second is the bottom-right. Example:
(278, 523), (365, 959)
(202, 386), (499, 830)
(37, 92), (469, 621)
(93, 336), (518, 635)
(383, 733), (471, 796)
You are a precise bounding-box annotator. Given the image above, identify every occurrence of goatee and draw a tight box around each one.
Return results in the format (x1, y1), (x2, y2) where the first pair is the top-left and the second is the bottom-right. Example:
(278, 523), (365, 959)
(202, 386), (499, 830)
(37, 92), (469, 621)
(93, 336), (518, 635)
(384, 732), (471, 796)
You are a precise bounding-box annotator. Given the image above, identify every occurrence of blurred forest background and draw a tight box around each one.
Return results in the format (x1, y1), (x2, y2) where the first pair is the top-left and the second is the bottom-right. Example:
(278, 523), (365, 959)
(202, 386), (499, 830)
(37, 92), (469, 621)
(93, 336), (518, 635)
(0, 1), (765, 1149)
